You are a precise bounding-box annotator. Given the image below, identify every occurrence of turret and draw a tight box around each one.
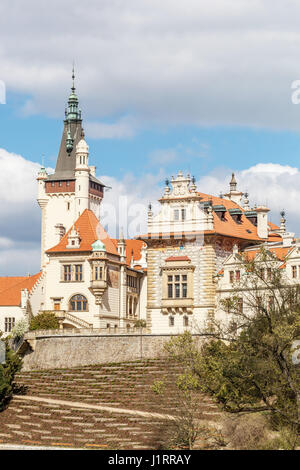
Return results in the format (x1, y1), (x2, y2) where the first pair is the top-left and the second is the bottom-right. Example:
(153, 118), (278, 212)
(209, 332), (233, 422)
(118, 229), (126, 262)
(75, 130), (90, 218)
(37, 165), (49, 268)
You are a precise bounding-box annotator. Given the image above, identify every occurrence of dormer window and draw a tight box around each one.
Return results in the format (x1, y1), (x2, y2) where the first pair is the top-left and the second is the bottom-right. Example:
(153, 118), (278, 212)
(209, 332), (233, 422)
(228, 209), (243, 224)
(66, 226), (81, 249)
(212, 205), (226, 221)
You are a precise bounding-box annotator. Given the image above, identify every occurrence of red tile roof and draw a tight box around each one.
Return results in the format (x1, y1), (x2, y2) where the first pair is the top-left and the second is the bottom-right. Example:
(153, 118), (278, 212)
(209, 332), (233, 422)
(197, 193), (262, 241)
(0, 272), (42, 306)
(139, 193), (282, 244)
(111, 239), (145, 266)
(47, 209), (118, 255)
(244, 246), (293, 262)
(165, 256), (191, 262)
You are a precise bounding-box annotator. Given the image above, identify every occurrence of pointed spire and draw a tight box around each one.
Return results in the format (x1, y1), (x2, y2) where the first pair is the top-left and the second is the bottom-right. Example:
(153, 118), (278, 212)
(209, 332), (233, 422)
(71, 63), (75, 94)
(230, 173), (237, 192)
(66, 65), (81, 122)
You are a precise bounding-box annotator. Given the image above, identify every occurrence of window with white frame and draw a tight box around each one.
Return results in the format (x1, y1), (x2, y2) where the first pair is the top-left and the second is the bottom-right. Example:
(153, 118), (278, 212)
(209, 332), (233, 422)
(173, 208), (186, 221)
(62, 264), (84, 282)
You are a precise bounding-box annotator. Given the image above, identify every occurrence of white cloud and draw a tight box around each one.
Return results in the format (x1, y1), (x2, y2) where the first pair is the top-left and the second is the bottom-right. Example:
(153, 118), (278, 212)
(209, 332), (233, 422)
(148, 148), (178, 166)
(99, 171), (164, 238)
(2, 1), (300, 132)
(0, 149), (52, 275)
(197, 163), (300, 232)
(86, 116), (138, 139)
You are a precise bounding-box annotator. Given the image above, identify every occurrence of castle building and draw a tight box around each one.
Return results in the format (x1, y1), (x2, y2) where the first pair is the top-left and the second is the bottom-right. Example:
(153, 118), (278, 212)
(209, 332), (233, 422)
(0, 75), (297, 337)
(138, 172), (286, 333)
(0, 73), (147, 334)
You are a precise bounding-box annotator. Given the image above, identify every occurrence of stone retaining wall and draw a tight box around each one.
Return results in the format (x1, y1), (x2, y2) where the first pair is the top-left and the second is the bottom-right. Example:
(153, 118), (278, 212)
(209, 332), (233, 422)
(21, 332), (201, 371)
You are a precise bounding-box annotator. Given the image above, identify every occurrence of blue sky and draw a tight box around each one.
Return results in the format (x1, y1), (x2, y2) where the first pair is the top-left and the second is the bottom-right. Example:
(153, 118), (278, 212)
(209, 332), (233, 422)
(2, 89), (300, 181)
(2, 0), (300, 275)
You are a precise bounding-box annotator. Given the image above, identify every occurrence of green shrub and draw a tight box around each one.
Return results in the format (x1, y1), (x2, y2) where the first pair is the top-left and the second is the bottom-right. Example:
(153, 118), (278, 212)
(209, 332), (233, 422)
(0, 338), (22, 410)
(29, 312), (60, 331)
(11, 318), (29, 340)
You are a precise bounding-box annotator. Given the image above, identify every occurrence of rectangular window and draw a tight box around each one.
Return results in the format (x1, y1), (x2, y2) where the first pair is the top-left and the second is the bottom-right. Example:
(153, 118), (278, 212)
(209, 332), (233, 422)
(229, 271), (234, 283)
(235, 270), (240, 281)
(183, 316), (189, 326)
(181, 208), (186, 221)
(75, 265), (83, 281)
(292, 266), (297, 278)
(64, 265), (71, 282)
(237, 298), (243, 313)
(169, 316), (175, 327)
(5, 317), (15, 332)
(167, 273), (188, 299)
(174, 210), (179, 221)
(267, 268), (272, 280)
(95, 266), (103, 280)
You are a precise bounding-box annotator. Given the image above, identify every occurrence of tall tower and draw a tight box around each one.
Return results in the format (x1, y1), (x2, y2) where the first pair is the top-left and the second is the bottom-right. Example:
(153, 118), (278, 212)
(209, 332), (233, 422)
(75, 130), (90, 218)
(37, 69), (106, 267)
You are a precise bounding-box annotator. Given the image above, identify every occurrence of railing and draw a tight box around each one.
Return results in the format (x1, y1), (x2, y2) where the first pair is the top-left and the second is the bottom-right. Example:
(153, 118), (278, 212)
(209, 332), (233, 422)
(58, 311), (93, 329)
(9, 335), (25, 353)
(24, 326), (151, 338)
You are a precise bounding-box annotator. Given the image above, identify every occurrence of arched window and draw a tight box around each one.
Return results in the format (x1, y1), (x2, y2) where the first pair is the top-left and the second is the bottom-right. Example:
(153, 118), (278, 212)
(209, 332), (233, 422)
(69, 294), (88, 312)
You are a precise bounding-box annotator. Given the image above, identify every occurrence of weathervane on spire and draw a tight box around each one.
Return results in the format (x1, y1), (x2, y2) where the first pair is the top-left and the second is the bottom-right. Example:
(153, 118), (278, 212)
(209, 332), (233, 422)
(72, 63), (75, 93)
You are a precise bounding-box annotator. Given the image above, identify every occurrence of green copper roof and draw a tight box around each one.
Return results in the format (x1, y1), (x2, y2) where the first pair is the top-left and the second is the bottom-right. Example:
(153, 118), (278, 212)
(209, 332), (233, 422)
(66, 67), (81, 122)
(92, 239), (106, 252)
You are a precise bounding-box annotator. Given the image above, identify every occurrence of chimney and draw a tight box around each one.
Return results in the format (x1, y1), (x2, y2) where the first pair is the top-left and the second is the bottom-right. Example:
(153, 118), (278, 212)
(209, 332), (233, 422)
(282, 232), (295, 247)
(256, 206), (270, 239)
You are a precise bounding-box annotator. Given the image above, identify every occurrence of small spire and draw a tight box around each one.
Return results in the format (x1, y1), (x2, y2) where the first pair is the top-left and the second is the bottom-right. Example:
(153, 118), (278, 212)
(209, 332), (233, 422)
(71, 63), (75, 93)
(243, 191), (250, 210)
(119, 227), (125, 241)
(230, 172), (237, 192)
(280, 209), (286, 233)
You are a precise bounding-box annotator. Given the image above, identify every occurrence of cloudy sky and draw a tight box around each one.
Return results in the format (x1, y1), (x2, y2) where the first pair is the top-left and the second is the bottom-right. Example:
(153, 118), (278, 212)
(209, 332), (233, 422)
(1, 0), (300, 275)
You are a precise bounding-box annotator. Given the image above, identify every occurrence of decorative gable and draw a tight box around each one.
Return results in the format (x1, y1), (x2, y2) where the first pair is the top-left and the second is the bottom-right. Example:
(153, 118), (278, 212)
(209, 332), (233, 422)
(66, 226), (81, 249)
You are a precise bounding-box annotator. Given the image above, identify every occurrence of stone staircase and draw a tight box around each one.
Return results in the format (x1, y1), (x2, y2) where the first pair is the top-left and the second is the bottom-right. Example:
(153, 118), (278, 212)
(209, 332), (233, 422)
(0, 359), (222, 449)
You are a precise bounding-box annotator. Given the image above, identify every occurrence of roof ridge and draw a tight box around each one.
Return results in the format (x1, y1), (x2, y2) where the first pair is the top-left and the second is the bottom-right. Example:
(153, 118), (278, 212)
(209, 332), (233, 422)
(0, 272), (41, 296)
